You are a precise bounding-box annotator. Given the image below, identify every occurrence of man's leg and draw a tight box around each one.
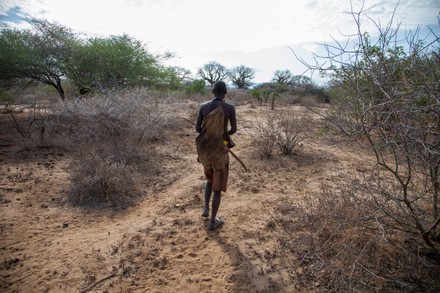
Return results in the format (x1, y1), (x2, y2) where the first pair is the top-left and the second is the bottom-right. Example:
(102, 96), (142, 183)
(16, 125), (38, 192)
(210, 190), (222, 227)
(209, 167), (226, 229)
(202, 181), (212, 217)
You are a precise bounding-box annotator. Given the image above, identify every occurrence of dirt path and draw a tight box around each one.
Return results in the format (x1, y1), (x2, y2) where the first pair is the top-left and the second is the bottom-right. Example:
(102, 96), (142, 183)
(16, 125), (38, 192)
(0, 104), (363, 292)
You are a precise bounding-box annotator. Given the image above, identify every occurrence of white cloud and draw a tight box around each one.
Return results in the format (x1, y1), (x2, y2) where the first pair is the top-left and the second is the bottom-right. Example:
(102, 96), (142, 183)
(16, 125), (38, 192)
(1, 0), (439, 83)
(302, 43), (319, 53)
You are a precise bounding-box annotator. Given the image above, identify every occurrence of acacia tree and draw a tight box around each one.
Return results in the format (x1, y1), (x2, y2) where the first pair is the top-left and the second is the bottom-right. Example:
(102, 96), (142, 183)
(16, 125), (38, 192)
(296, 3), (440, 250)
(290, 75), (312, 88)
(66, 34), (167, 94)
(252, 82), (289, 109)
(161, 66), (191, 91)
(1, 19), (177, 98)
(197, 61), (228, 86)
(228, 65), (255, 89)
(272, 69), (293, 84)
(0, 19), (77, 99)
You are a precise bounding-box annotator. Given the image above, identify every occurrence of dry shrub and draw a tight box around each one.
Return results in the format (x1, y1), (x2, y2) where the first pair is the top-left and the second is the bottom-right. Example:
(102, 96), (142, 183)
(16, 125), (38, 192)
(52, 88), (172, 209)
(287, 95), (302, 105)
(286, 94), (327, 108)
(227, 89), (252, 106)
(274, 173), (440, 292)
(69, 150), (140, 208)
(298, 1), (440, 250)
(1, 85), (59, 148)
(4, 103), (49, 147)
(249, 108), (310, 157)
(299, 95), (318, 107)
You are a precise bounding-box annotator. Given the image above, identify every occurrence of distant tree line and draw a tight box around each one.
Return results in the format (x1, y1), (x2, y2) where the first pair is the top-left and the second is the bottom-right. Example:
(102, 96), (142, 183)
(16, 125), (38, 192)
(0, 19), (182, 99)
(196, 61), (327, 103)
(0, 18), (326, 100)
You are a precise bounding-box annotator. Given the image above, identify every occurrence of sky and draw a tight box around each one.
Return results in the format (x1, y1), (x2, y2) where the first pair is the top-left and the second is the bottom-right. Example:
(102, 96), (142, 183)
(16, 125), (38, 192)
(1, 0), (439, 85)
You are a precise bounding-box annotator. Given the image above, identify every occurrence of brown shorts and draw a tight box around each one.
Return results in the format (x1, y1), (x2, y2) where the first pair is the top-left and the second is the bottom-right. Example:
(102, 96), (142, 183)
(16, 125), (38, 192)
(204, 147), (229, 192)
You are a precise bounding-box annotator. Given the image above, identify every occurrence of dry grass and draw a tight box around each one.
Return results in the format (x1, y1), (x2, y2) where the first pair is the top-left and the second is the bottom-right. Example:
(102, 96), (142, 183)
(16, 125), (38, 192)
(271, 173), (440, 292)
(48, 88), (180, 209)
(1, 86), (439, 292)
(248, 107), (313, 157)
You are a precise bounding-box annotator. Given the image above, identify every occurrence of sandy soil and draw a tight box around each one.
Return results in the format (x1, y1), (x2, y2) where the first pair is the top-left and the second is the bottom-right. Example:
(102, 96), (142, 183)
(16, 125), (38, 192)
(0, 102), (365, 292)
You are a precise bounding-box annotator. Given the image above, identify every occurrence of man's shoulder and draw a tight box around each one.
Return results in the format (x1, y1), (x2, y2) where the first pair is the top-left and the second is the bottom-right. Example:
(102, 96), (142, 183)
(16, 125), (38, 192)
(199, 98), (235, 110)
(201, 97), (218, 105)
(223, 102), (235, 110)
(200, 100), (214, 109)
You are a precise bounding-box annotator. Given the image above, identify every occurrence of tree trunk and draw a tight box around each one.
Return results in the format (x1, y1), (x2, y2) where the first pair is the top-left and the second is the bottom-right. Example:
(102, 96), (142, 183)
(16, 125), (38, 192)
(56, 79), (65, 100)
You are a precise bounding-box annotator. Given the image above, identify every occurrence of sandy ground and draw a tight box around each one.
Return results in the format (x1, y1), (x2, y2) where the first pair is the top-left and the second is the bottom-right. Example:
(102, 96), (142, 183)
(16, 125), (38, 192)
(0, 102), (364, 292)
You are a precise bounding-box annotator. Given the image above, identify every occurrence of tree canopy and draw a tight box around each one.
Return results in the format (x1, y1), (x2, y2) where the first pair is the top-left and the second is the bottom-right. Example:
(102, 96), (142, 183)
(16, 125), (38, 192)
(66, 34), (165, 94)
(0, 19), (77, 99)
(228, 65), (255, 89)
(272, 69), (293, 84)
(0, 19), (178, 99)
(197, 61), (228, 86)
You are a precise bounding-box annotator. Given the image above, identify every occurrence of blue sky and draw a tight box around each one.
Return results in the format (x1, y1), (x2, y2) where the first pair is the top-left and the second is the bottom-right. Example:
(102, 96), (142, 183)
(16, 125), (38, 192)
(1, 0), (439, 84)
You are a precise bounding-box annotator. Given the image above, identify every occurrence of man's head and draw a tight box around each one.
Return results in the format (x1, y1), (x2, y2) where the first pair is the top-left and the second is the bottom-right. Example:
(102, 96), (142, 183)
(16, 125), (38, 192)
(212, 81), (227, 97)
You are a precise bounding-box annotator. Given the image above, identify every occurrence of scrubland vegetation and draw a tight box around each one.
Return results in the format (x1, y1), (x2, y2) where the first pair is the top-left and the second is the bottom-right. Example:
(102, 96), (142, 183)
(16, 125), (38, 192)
(1, 3), (439, 292)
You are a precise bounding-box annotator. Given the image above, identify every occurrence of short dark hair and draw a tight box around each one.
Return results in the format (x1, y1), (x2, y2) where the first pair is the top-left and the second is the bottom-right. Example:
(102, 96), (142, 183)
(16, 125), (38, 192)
(212, 81), (227, 95)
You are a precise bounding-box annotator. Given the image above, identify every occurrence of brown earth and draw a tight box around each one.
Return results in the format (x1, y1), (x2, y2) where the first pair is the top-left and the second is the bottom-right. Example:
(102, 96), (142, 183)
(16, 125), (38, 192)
(0, 102), (366, 292)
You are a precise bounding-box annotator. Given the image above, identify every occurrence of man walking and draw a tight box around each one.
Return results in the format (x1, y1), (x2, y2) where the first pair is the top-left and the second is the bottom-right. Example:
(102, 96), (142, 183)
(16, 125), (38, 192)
(195, 81), (237, 230)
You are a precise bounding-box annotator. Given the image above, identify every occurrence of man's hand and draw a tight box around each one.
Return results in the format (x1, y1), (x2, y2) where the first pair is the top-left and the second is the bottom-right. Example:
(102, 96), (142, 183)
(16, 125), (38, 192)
(226, 134), (235, 148)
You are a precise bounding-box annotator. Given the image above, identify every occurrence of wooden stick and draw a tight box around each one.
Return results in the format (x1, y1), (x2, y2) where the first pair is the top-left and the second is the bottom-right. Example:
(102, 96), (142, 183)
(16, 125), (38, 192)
(228, 148), (248, 172)
(181, 116), (196, 126)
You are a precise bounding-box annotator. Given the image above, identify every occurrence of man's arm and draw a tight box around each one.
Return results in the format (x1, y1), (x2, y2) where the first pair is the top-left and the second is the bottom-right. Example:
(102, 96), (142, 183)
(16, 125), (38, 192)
(195, 106), (203, 133)
(227, 106), (237, 135)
